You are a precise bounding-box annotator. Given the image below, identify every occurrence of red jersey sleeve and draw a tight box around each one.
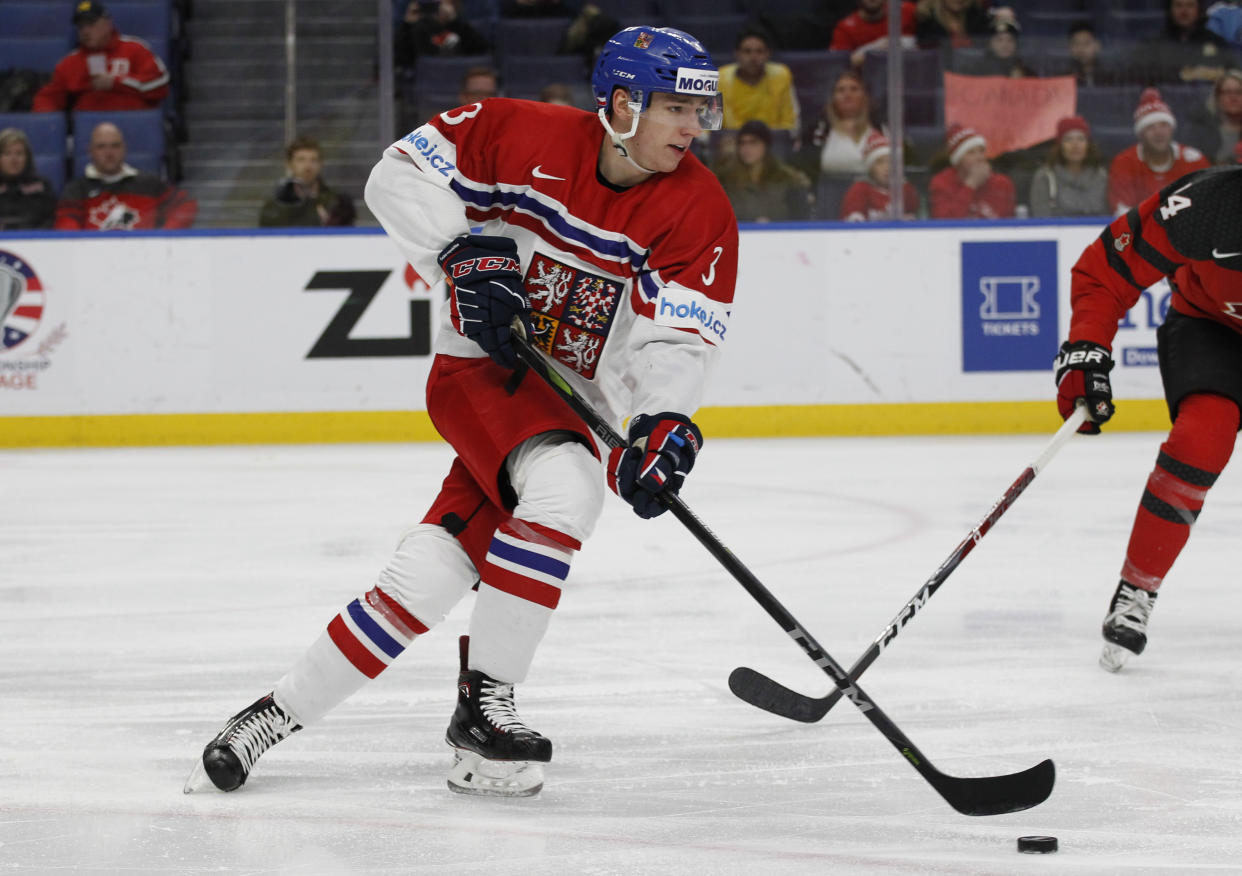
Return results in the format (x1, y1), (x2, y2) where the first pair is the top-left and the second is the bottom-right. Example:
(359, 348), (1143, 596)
(1069, 170), (1212, 346)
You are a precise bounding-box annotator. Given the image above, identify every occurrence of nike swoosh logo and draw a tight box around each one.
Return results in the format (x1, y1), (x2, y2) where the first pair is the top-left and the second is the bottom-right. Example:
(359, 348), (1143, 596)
(532, 165), (565, 181)
(1213, 248), (1242, 259)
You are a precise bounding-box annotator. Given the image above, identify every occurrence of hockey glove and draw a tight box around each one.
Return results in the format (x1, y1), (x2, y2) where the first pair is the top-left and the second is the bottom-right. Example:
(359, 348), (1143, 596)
(1054, 340), (1115, 434)
(437, 234), (532, 369)
(607, 413), (703, 519)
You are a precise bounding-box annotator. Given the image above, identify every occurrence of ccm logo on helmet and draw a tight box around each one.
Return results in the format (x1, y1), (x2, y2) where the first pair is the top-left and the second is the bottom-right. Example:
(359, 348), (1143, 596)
(675, 67), (717, 96)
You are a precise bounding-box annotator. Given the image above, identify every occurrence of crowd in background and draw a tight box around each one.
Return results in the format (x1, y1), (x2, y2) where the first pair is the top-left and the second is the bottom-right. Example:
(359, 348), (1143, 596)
(5, 0), (1242, 230)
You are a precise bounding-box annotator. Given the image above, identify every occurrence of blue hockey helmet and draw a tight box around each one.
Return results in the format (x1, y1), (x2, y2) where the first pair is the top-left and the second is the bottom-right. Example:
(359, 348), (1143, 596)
(591, 26), (723, 132)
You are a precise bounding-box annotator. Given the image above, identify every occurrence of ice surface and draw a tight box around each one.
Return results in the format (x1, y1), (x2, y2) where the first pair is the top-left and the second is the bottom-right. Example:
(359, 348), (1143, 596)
(3, 432), (1240, 874)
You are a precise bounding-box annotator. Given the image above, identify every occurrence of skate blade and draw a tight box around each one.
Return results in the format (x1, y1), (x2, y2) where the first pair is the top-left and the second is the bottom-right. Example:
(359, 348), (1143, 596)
(183, 758), (211, 794)
(1099, 642), (1132, 673)
(446, 747), (543, 797)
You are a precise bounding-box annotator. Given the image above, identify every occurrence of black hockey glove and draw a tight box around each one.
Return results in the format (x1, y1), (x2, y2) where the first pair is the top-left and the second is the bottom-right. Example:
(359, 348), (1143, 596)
(607, 413), (703, 519)
(438, 234), (532, 369)
(1054, 340), (1114, 434)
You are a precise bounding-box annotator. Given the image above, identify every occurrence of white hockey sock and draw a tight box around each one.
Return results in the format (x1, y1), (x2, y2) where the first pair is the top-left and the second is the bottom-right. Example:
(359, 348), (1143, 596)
(468, 518), (579, 683)
(468, 584), (556, 683)
(274, 627), (372, 726)
(275, 585), (430, 724)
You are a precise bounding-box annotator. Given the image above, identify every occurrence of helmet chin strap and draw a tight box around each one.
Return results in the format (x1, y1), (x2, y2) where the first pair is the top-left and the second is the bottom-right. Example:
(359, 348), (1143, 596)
(598, 107), (656, 176)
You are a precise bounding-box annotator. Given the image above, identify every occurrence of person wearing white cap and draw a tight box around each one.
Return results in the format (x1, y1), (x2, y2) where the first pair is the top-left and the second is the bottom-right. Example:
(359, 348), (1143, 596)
(839, 130), (919, 220)
(1108, 87), (1210, 215)
(928, 123), (1015, 218)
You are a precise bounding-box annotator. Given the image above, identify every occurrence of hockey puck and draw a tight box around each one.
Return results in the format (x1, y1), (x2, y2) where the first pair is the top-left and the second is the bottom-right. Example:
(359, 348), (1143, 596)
(1017, 836), (1058, 854)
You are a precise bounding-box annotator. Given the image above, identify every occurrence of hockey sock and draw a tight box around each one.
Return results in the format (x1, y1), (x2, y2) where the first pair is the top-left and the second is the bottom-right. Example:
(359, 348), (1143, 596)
(1119, 393), (1239, 591)
(275, 525), (479, 724)
(469, 518), (580, 683)
(274, 585), (428, 724)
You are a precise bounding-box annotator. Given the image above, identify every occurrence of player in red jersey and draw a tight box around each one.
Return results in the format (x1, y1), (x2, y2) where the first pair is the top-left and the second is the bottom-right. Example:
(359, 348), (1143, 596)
(1055, 166), (1242, 672)
(186, 26), (737, 798)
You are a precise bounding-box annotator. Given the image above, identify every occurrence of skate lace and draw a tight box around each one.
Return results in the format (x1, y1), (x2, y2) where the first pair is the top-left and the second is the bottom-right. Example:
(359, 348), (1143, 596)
(227, 704), (296, 773)
(478, 679), (533, 735)
(1107, 585), (1155, 633)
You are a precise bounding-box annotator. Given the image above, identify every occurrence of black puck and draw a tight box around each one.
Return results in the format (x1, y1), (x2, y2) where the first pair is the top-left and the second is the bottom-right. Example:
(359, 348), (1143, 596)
(1017, 836), (1058, 854)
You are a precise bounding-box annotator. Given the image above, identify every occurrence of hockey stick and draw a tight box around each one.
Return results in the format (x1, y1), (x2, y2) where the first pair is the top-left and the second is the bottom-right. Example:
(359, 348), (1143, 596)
(511, 329), (1055, 816)
(729, 404), (1089, 723)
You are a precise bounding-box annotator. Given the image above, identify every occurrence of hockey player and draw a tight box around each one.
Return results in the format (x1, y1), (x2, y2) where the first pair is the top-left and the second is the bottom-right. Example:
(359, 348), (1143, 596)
(1054, 165), (1242, 672)
(186, 26), (737, 797)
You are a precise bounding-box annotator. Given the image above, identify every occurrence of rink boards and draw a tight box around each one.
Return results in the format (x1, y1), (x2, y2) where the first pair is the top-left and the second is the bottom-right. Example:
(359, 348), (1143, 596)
(0, 221), (1171, 447)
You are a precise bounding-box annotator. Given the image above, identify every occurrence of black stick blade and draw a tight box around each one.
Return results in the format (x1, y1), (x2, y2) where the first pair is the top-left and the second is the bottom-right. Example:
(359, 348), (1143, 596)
(728, 666), (830, 723)
(930, 758), (1056, 816)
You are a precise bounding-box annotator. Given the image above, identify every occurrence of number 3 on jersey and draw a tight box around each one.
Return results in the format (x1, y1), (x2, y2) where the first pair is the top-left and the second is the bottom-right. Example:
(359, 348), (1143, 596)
(1160, 193), (1192, 220)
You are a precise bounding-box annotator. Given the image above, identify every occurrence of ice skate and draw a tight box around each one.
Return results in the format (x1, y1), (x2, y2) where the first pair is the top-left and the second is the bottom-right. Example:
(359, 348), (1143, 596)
(1100, 580), (1157, 673)
(184, 693), (302, 793)
(445, 637), (551, 797)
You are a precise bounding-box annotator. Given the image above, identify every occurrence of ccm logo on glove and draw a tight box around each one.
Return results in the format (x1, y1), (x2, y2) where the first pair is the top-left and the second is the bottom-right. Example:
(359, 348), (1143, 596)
(437, 234), (532, 370)
(447, 256), (521, 278)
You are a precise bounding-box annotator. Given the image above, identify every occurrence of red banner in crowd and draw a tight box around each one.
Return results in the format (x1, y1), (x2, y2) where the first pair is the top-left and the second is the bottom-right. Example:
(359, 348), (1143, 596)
(943, 73), (1078, 157)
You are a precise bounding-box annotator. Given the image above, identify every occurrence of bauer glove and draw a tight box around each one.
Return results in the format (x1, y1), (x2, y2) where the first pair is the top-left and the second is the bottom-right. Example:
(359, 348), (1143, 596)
(438, 234), (532, 369)
(1054, 340), (1114, 434)
(607, 413), (703, 519)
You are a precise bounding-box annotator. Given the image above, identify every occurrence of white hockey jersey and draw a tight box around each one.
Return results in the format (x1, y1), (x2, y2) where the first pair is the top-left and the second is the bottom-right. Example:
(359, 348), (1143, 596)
(365, 98), (739, 434)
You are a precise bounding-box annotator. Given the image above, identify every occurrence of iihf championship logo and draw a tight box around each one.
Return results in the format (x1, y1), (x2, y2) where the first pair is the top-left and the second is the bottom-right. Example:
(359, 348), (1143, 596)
(0, 249), (65, 391)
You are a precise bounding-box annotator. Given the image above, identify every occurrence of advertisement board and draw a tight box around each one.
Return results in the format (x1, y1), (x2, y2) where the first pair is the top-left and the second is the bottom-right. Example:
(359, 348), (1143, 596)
(0, 222), (1172, 445)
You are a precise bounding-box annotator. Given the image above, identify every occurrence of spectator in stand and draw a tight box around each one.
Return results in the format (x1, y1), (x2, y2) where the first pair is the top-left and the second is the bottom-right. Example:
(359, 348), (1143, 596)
(538, 82), (575, 106)
(915, 0), (995, 50)
(459, 65), (500, 104)
(1207, 1), (1242, 50)
(840, 130), (919, 220)
(830, 0), (918, 68)
(929, 123), (1015, 218)
(499, 0), (572, 17)
(809, 68), (881, 180)
(1029, 116), (1109, 217)
(962, 11), (1034, 77)
(0, 128), (57, 230)
(1109, 87), (1211, 215)
(558, 3), (620, 66)
(1184, 68), (1242, 163)
(55, 122), (195, 230)
(1132, 0), (1238, 85)
(713, 120), (813, 223)
(394, 0), (491, 70)
(1062, 21), (1125, 87)
(259, 136), (356, 228)
(32, 1), (170, 113)
(717, 29), (799, 134)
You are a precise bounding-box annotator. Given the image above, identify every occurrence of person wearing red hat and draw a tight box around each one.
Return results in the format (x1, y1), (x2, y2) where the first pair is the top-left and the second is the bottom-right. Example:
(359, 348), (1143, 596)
(1108, 87), (1210, 215)
(31, 1), (170, 113)
(1055, 161), (1242, 672)
(1029, 115), (1109, 217)
(839, 130), (919, 220)
(928, 123), (1015, 219)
